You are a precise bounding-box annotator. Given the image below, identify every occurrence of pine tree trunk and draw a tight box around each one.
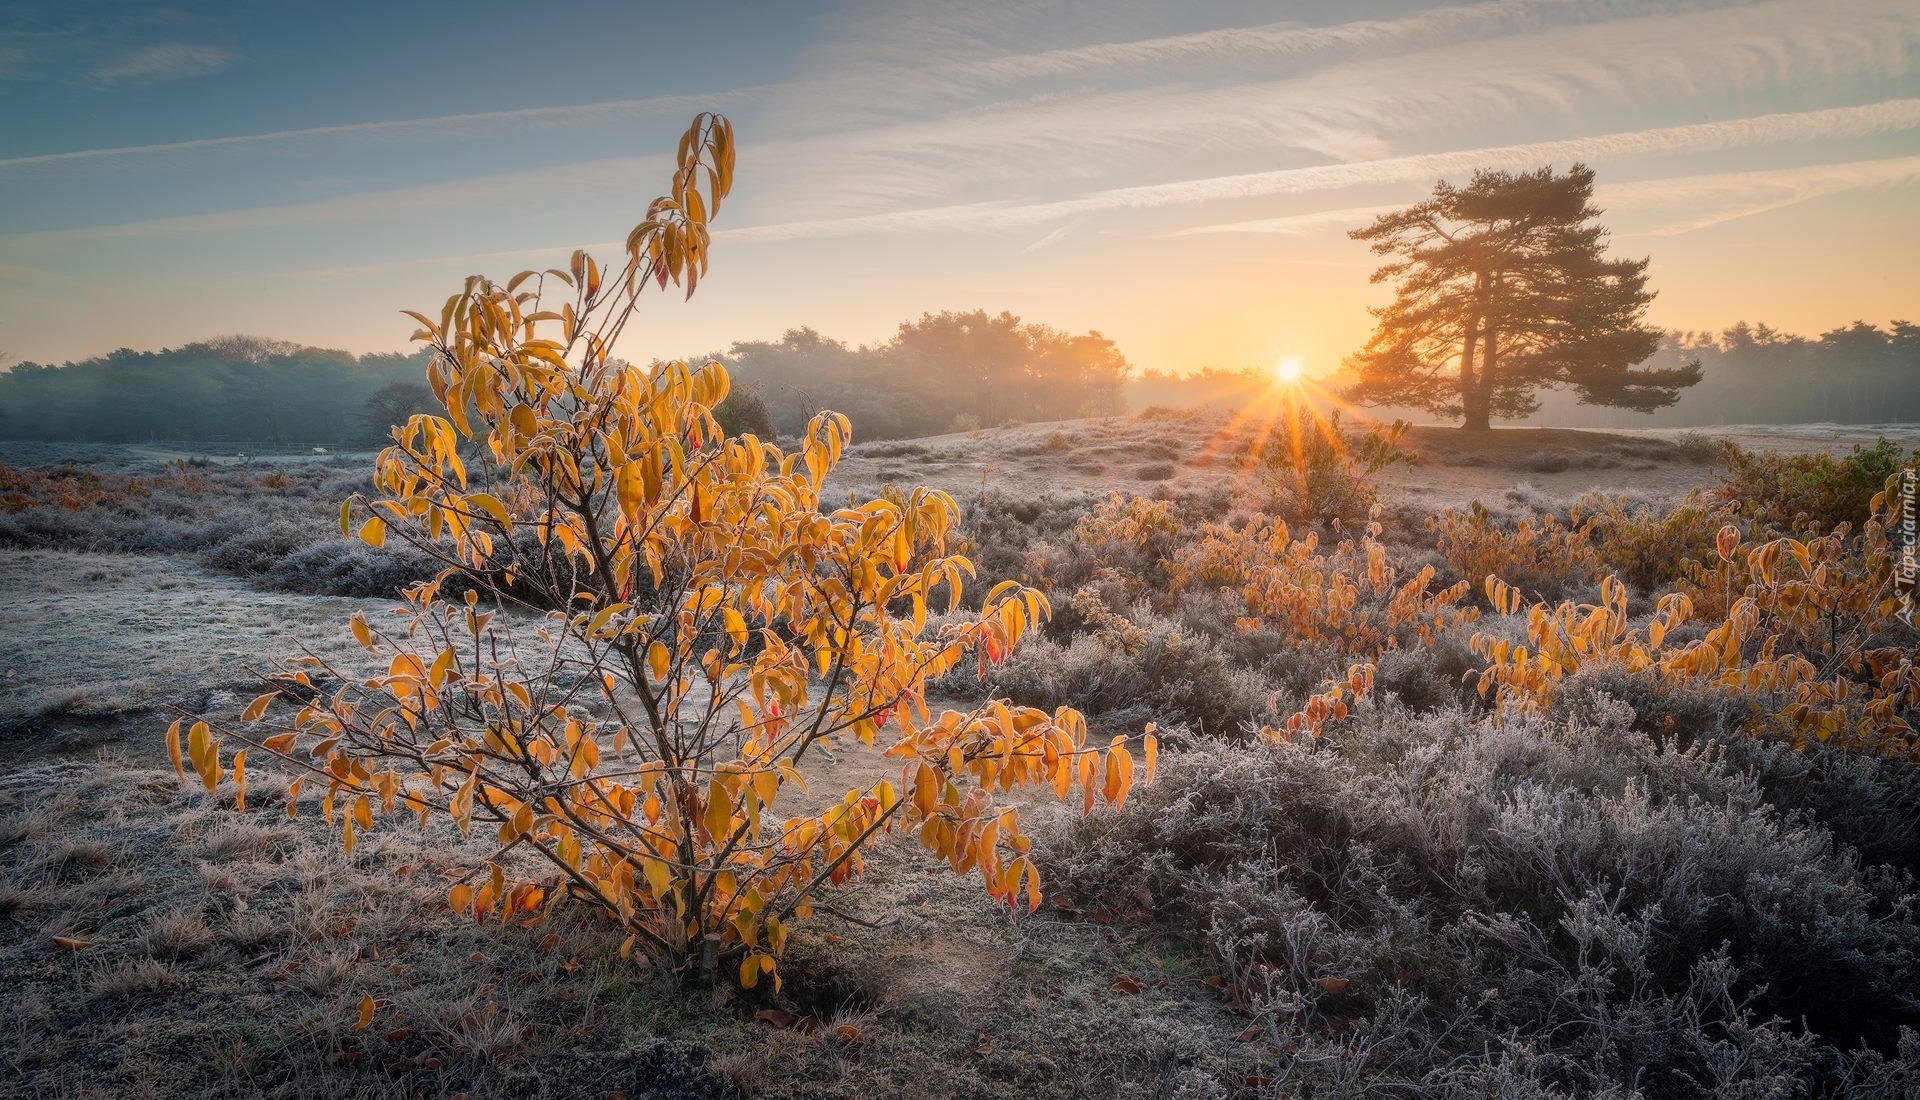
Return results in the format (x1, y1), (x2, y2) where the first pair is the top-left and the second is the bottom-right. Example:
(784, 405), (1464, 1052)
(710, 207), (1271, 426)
(1458, 314), (1485, 430)
(1463, 320), (1497, 430)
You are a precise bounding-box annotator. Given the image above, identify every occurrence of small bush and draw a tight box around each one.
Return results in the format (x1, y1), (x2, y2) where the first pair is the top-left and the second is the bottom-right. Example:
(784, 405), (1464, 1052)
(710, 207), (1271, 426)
(1713, 437), (1914, 533)
(1252, 406), (1411, 528)
(261, 538), (439, 597)
(1575, 491), (1730, 591)
(1429, 501), (1602, 602)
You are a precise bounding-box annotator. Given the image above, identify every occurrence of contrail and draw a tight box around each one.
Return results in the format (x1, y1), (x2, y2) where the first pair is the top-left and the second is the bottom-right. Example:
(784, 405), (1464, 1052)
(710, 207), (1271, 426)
(0, 89), (755, 168)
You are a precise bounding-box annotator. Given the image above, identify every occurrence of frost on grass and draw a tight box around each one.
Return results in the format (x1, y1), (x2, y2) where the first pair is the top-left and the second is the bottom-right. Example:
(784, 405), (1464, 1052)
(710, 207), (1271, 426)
(1044, 697), (1920, 1097)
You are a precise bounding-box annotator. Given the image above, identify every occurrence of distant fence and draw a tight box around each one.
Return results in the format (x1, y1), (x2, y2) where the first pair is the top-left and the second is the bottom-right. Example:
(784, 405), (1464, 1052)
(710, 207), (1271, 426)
(135, 440), (356, 455)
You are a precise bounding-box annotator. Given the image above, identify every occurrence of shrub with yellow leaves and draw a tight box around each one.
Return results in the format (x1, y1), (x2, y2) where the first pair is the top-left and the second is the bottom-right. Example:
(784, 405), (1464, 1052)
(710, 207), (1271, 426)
(166, 114), (1151, 987)
(1167, 510), (1476, 656)
(1472, 474), (1918, 756)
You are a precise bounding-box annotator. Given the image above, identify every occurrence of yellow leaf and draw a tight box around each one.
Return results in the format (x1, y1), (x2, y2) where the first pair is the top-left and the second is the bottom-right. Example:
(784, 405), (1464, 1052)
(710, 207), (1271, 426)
(358, 517), (387, 548)
(166, 719), (184, 780)
(449, 883), (474, 913)
(647, 641), (670, 681)
(353, 993), (375, 1031)
(468, 492), (512, 528)
(241, 692), (277, 722)
(350, 613), (373, 648)
(232, 750), (248, 811)
(703, 781), (732, 841)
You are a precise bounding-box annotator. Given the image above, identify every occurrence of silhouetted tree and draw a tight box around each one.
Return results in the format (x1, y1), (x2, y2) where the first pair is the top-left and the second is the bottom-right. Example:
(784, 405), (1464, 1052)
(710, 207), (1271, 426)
(357, 381), (440, 445)
(1345, 164), (1698, 430)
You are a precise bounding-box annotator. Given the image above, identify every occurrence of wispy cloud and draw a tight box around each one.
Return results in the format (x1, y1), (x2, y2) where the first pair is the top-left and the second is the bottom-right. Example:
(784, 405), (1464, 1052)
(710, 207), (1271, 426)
(721, 99), (1920, 241)
(90, 43), (233, 86)
(747, 0), (1920, 216)
(937, 0), (1624, 85)
(1174, 155), (1920, 240)
(1172, 206), (1400, 237)
(0, 154), (668, 244)
(0, 90), (751, 168)
(1603, 155), (1920, 234)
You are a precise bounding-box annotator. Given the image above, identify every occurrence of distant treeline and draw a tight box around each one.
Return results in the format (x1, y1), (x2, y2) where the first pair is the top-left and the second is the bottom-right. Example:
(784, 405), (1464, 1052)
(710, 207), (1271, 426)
(0, 337), (433, 445)
(1524, 321), (1920, 427)
(716, 310), (1129, 438)
(4, 317), (1913, 447)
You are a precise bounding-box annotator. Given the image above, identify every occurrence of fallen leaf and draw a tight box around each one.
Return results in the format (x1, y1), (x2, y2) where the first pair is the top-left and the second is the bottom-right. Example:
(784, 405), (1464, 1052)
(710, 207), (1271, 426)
(1235, 1025), (1261, 1042)
(51, 936), (93, 950)
(834, 1024), (864, 1045)
(352, 993), (376, 1031)
(1318, 977), (1350, 995)
(753, 1008), (819, 1033)
(1110, 975), (1145, 995)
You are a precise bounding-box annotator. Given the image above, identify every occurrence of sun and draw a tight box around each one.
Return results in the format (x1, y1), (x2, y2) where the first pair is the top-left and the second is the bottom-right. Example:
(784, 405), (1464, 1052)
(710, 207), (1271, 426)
(1273, 357), (1304, 384)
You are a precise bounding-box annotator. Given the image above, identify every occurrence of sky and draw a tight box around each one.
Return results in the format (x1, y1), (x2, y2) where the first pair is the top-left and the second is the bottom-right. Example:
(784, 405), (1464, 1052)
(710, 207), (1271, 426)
(2, 0), (1917, 378)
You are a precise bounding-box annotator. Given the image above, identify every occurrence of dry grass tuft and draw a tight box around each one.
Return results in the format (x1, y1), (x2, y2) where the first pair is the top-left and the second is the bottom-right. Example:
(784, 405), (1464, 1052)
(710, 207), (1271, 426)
(141, 906), (213, 958)
(36, 835), (113, 879)
(201, 818), (282, 861)
(91, 957), (180, 1000)
(0, 812), (41, 846)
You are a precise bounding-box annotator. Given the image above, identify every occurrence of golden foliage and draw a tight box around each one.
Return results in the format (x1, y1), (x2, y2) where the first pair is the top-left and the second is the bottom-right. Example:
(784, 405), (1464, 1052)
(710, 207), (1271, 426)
(1168, 509), (1476, 655)
(1472, 477), (1918, 755)
(168, 114), (1149, 983)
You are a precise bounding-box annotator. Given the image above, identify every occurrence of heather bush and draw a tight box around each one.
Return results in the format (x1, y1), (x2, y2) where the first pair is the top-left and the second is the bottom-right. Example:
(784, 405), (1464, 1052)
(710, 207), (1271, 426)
(1575, 491), (1731, 592)
(1045, 704), (1920, 1096)
(946, 601), (1274, 736)
(1713, 437), (1914, 533)
(260, 537), (442, 597)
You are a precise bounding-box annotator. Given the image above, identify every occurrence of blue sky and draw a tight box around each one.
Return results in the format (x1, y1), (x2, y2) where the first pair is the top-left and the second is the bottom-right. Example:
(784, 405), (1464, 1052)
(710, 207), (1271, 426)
(2, 0), (1917, 376)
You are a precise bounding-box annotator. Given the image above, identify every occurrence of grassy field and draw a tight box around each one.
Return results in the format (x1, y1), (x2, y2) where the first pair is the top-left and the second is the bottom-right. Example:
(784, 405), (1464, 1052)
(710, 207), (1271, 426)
(1, 416), (1917, 1099)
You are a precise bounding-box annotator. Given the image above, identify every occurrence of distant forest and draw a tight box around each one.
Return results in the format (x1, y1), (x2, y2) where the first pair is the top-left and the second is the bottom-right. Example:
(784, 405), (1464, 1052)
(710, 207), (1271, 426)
(1527, 321), (1920, 427)
(715, 310), (1130, 438)
(0, 317), (1914, 446)
(0, 337), (431, 446)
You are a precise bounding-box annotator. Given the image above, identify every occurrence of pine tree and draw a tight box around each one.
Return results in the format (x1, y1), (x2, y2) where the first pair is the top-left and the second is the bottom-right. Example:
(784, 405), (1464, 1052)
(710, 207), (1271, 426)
(1345, 163), (1699, 430)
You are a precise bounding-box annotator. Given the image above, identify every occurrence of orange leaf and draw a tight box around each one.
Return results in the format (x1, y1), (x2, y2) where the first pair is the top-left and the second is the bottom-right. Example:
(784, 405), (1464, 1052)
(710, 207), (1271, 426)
(241, 692), (277, 722)
(352, 993), (376, 1031)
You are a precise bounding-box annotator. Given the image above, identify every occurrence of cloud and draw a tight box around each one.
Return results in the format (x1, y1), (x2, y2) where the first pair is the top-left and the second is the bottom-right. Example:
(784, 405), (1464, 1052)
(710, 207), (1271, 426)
(743, 0), (1920, 214)
(90, 43), (233, 86)
(1176, 156), (1920, 240)
(0, 89), (752, 168)
(719, 98), (1920, 241)
(1172, 206), (1400, 237)
(1602, 155), (1920, 234)
(0, 153), (669, 244)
